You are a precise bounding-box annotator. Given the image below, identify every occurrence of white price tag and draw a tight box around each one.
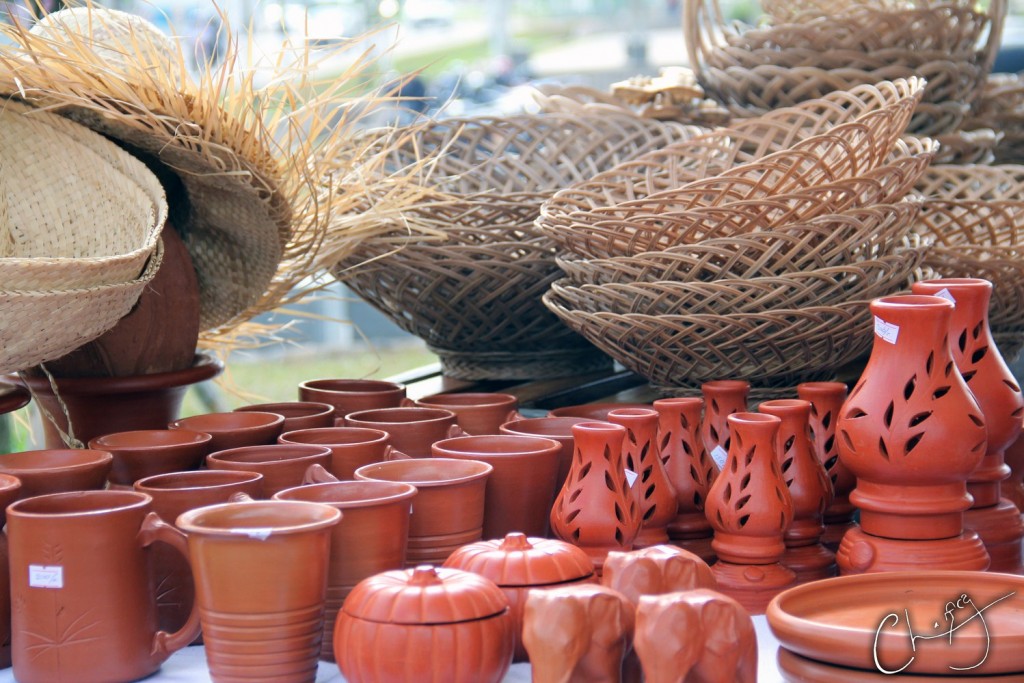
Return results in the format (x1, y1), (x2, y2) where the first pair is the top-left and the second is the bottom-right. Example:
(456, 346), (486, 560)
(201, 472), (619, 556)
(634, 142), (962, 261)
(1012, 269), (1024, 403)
(874, 316), (900, 345)
(710, 445), (729, 471)
(624, 469), (639, 487)
(934, 288), (956, 304)
(29, 564), (63, 589)
(242, 528), (273, 541)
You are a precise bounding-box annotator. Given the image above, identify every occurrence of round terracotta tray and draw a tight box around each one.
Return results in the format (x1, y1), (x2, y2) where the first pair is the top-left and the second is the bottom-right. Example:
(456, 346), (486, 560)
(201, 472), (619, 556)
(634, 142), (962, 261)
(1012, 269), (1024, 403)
(777, 648), (1024, 682)
(766, 571), (1024, 675)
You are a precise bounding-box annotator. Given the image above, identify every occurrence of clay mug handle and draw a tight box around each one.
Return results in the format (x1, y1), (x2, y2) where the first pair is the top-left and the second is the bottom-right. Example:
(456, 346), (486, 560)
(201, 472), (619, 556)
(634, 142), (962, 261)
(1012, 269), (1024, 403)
(400, 397), (417, 408)
(138, 512), (201, 660)
(303, 463), (339, 484)
(447, 424), (469, 438)
(503, 409), (526, 425)
(384, 446), (411, 461)
(229, 492), (256, 503)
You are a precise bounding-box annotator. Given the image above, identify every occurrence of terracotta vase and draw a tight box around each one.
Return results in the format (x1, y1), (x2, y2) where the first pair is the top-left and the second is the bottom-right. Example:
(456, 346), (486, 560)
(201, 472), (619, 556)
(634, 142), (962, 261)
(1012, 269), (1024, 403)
(206, 443), (332, 497)
(652, 397), (717, 563)
(633, 589), (757, 683)
(550, 421), (642, 574)
(913, 278), (1024, 573)
(298, 378), (405, 418)
(335, 566), (514, 683)
(499, 416), (589, 492)
(19, 353), (222, 448)
(235, 401), (336, 432)
(278, 426), (402, 480)
(354, 457), (492, 566)
(704, 412), (796, 614)
(0, 474), (21, 669)
(443, 532), (595, 662)
(548, 402), (652, 420)
(411, 392), (519, 435)
(836, 294), (991, 575)
(170, 410), (284, 453)
(606, 408), (678, 549)
(431, 434), (562, 538)
(88, 429), (212, 488)
(522, 583), (634, 683)
(133, 470), (263, 641)
(0, 449), (112, 498)
(344, 407), (457, 458)
(700, 380), (750, 466)
(176, 498), (341, 683)
(7, 490), (200, 683)
(758, 399), (836, 583)
(796, 381), (857, 551)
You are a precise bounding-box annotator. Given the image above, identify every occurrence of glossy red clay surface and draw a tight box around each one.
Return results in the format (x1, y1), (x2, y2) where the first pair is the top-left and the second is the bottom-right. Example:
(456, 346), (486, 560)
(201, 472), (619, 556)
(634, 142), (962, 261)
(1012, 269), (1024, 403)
(235, 401), (336, 432)
(206, 444), (331, 497)
(170, 411), (284, 452)
(344, 407), (457, 458)
(89, 429), (211, 486)
(298, 379), (405, 417)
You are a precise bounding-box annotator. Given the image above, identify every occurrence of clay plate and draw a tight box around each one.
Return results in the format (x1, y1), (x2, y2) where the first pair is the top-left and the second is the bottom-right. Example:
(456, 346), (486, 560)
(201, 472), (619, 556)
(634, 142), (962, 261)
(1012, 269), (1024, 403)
(767, 571), (1024, 675)
(777, 649), (1024, 682)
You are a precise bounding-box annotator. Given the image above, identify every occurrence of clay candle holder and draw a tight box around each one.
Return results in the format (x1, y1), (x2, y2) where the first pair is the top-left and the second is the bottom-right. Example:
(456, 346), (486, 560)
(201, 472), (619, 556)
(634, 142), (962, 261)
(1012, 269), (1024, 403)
(836, 295), (991, 574)
(913, 278), (1024, 573)
(700, 380), (750, 461)
(234, 401), (335, 432)
(759, 399), (836, 583)
(88, 429), (212, 488)
(205, 443), (332, 497)
(278, 427), (403, 480)
(705, 412), (796, 614)
(443, 532), (595, 662)
(411, 392), (520, 435)
(431, 434), (562, 538)
(169, 411), (284, 452)
(0, 474), (21, 669)
(796, 381), (857, 551)
(344, 407), (457, 458)
(652, 397), (717, 563)
(0, 449), (112, 498)
(354, 458), (492, 566)
(274, 478), (416, 662)
(298, 378), (405, 417)
(499, 415), (589, 491)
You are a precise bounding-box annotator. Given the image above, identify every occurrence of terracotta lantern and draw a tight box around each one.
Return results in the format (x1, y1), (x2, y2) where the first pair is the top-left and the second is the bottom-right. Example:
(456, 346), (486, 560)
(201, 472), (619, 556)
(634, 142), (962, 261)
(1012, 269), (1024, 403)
(700, 380), (749, 460)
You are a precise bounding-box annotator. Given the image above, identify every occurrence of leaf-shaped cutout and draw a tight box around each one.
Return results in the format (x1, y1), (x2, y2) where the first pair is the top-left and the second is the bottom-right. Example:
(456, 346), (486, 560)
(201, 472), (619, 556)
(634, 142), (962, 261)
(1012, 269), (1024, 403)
(733, 430), (742, 450)
(711, 398), (719, 413)
(565, 508), (581, 524)
(604, 471), (616, 492)
(643, 505), (657, 522)
(809, 403), (819, 417)
(744, 446), (756, 467)
(784, 435), (796, 453)
(933, 386), (951, 399)
(627, 428), (639, 446)
(972, 439), (986, 453)
(905, 432), (923, 454)
(680, 414), (690, 430)
(568, 489), (582, 504)
(830, 472), (839, 486)
(926, 351), (934, 375)
(572, 528), (581, 542)
(740, 472), (751, 490)
(824, 454), (839, 472)
(724, 436), (732, 451)
(614, 528), (624, 545)
(644, 483), (655, 500)
(972, 346), (988, 364)
(724, 482), (733, 502)
(1005, 379), (1022, 393)
(945, 361), (954, 377)
(841, 430), (856, 453)
(908, 411), (932, 428)
(845, 407), (867, 420)
(958, 329), (968, 353)
(968, 413), (985, 427)
(1013, 407), (1024, 418)
(603, 444), (611, 463)
(614, 503), (625, 524)
(883, 401), (895, 428)
(973, 321), (983, 339)
(904, 375), (917, 401)
(626, 453), (639, 472)
(709, 425), (719, 443)
(738, 514), (750, 528)
(824, 435), (836, 454)
(689, 464), (700, 482)
(962, 370), (977, 383)
(878, 437), (890, 461)
(735, 494), (751, 510)
(579, 462), (592, 480)
(641, 466), (653, 484)
(822, 410), (832, 429)
(659, 433), (672, 452)
(715, 510), (725, 527)
(681, 440), (692, 456)
(782, 457), (794, 472)
(694, 491), (704, 508)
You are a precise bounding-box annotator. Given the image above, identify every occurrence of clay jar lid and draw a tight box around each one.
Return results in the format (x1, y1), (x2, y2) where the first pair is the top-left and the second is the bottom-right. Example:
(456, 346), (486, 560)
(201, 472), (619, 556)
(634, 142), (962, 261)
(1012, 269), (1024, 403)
(444, 532), (594, 587)
(342, 565), (508, 625)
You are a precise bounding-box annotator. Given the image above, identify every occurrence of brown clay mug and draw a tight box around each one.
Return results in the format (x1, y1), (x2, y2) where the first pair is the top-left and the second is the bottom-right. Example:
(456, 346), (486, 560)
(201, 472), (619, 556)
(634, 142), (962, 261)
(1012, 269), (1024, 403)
(499, 416), (590, 493)
(278, 427), (406, 480)
(274, 477), (416, 661)
(410, 392), (520, 435)
(7, 490), (200, 683)
(176, 498), (341, 683)
(432, 434), (562, 539)
(0, 449), (112, 498)
(134, 470), (264, 641)
(298, 378), (406, 417)
(88, 429), (212, 488)
(169, 411), (284, 452)
(344, 407), (458, 458)
(355, 458), (493, 566)
(206, 443), (332, 497)
(234, 401), (336, 432)
(0, 474), (21, 668)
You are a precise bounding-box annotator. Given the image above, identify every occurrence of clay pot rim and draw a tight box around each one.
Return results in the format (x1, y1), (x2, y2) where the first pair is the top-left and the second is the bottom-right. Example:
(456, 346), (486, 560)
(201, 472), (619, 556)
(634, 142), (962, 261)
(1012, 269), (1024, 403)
(0, 473), (21, 495)
(0, 448), (113, 473)
(88, 428), (213, 451)
(796, 381), (847, 393)
(134, 469), (264, 492)
(652, 396), (702, 407)
(207, 443), (332, 465)
(415, 392), (518, 408)
(571, 421), (627, 437)
(914, 277), (992, 291)
(872, 294), (954, 310)
(353, 457), (493, 486)
(433, 434), (562, 457)
(606, 407), (659, 420)
(727, 412), (780, 427)
(273, 480), (417, 507)
(278, 426), (389, 447)
(701, 379), (751, 392)
(8, 489), (149, 517)
(170, 410), (284, 434)
(547, 402), (651, 419)
(299, 378), (405, 395)
(499, 416), (589, 435)
(759, 398), (811, 413)
(176, 498), (341, 536)
(345, 407), (457, 425)
(234, 401), (335, 419)
(18, 353), (223, 394)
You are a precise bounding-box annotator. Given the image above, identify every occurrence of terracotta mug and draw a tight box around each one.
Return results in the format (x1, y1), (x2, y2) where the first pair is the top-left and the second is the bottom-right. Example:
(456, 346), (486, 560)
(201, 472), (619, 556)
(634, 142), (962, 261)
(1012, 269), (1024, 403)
(410, 393), (520, 435)
(547, 402), (652, 420)
(88, 429), (212, 488)
(0, 449), (112, 498)
(0, 474), (21, 669)
(274, 478), (416, 661)
(206, 444), (332, 497)
(169, 411), (284, 452)
(176, 498), (341, 683)
(7, 490), (200, 683)
(500, 416), (589, 493)
(344, 407), (458, 458)
(134, 470), (264, 641)
(298, 378), (406, 418)
(278, 427), (407, 480)
(355, 458), (493, 566)
(234, 401), (336, 432)
(432, 435), (562, 538)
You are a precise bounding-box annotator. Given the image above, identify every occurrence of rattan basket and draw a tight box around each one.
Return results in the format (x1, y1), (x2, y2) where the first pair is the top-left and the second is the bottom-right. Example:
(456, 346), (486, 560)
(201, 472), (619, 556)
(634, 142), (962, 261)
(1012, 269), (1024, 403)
(934, 129), (1000, 165)
(921, 245), (1024, 333)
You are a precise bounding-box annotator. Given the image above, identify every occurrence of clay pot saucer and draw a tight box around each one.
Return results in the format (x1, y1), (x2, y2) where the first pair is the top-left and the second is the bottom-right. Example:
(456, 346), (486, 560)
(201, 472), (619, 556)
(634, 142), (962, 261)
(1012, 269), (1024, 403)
(777, 649), (1024, 683)
(234, 402), (335, 432)
(0, 382), (29, 415)
(547, 402), (651, 420)
(206, 444), (332, 497)
(767, 571), (1024, 675)
(0, 449), (113, 498)
(88, 429), (212, 487)
(170, 411), (284, 452)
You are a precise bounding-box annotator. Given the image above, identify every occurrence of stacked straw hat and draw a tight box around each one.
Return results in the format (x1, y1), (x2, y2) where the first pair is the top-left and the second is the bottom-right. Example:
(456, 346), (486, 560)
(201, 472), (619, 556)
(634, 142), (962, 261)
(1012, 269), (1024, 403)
(536, 79), (933, 396)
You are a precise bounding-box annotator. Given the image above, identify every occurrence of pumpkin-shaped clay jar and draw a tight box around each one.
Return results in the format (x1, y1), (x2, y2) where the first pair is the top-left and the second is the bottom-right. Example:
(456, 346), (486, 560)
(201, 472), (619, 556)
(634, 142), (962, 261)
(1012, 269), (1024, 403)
(335, 565), (515, 683)
(444, 532), (595, 662)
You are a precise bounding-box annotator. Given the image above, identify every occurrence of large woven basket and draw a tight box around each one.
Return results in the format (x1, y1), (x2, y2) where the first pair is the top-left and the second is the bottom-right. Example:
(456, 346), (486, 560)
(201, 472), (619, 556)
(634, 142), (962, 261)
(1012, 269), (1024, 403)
(921, 245), (1024, 334)
(967, 73), (1024, 163)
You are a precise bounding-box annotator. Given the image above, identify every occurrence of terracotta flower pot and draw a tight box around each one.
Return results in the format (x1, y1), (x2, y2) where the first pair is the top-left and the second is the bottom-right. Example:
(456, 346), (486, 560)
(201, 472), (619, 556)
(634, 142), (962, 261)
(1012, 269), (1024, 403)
(354, 458), (492, 566)
(176, 498), (341, 683)
(19, 353), (222, 448)
(344, 407), (457, 458)
(547, 402), (651, 420)
(499, 416), (588, 492)
(235, 401), (335, 432)
(278, 427), (401, 480)
(411, 392), (519, 435)
(0, 474), (21, 669)
(274, 480), (416, 661)
(8, 490), (200, 683)
(170, 410), (284, 453)
(206, 444), (332, 497)
(335, 566), (514, 683)
(431, 434), (562, 538)
(700, 380), (750, 461)
(298, 378), (405, 418)
(88, 429), (212, 488)
(0, 449), (112, 498)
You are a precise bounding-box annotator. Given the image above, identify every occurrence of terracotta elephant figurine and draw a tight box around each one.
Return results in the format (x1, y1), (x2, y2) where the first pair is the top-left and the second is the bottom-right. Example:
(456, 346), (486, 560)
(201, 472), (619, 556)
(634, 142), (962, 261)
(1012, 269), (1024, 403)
(522, 583), (634, 683)
(633, 589), (757, 683)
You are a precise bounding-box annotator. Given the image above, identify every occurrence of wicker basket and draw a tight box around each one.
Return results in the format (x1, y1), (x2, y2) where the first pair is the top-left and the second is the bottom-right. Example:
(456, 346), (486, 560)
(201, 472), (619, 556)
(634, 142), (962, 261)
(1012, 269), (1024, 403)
(921, 245), (1024, 333)
(934, 129), (1000, 165)
(965, 73), (1024, 163)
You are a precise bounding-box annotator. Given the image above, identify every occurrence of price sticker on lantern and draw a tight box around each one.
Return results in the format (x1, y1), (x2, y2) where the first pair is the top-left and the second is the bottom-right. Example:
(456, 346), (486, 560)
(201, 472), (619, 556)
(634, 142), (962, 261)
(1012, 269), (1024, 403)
(934, 288), (956, 304)
(710, 445), (729, 470)
(29, 564), (63, 589)
(624, 468), (639, 487)
(874, 316), (900, 344)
